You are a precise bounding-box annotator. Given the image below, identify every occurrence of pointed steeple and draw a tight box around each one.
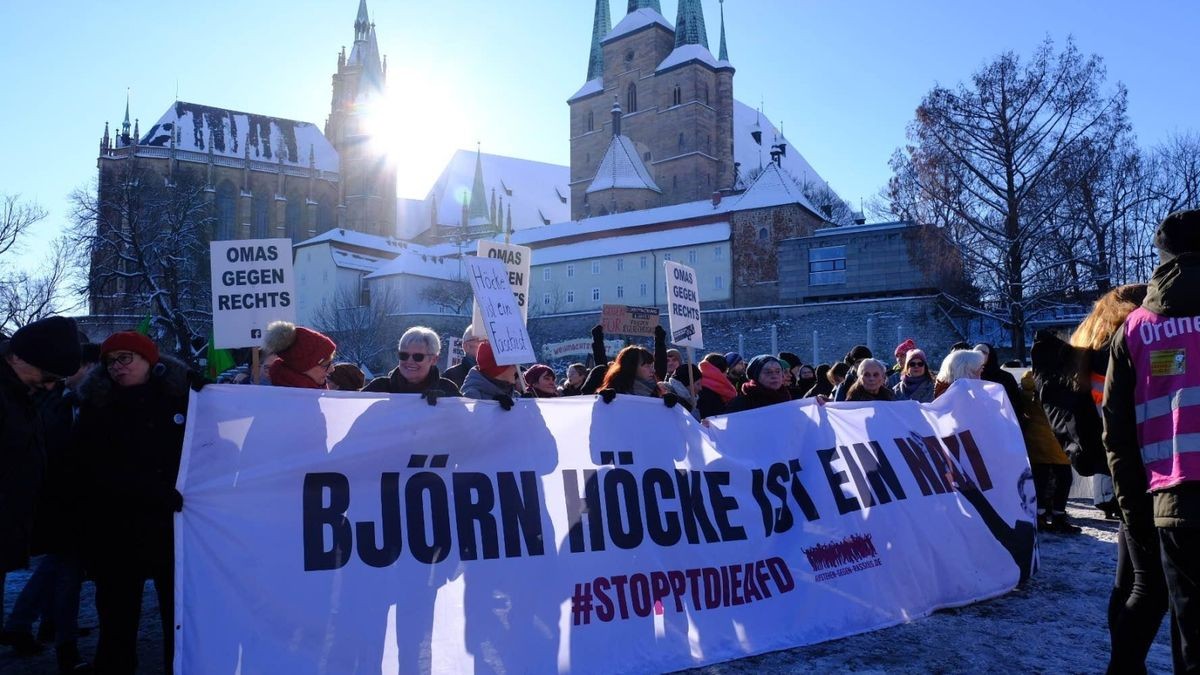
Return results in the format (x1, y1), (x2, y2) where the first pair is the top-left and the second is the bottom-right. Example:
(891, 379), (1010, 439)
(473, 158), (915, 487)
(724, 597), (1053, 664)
(467, 144), (490, 227)
(586, 0), (611, 81)
(627, 0), (661, 13)
(354, 0), (370, 43)
(674, 0), (708, 48)
(718, 0), (729, 61)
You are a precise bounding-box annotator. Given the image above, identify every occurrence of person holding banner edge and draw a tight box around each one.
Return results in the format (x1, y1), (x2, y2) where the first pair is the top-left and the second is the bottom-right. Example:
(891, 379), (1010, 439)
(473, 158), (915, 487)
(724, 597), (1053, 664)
(362, 326), (460, 402)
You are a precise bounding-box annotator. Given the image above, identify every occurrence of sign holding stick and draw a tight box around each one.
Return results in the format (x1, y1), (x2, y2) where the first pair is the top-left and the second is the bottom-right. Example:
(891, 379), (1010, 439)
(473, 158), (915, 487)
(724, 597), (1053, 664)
(472, 240), (531, 330)
(601, 304), (660, 337)
(466, 256), (535, 365)
(664, 261), (704, 349)
(210, 239), (296, 349)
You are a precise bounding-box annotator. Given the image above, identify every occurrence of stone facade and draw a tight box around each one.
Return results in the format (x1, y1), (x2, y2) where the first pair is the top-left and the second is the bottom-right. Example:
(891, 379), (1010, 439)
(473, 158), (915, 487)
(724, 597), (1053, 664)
(730, 203), (826, 306)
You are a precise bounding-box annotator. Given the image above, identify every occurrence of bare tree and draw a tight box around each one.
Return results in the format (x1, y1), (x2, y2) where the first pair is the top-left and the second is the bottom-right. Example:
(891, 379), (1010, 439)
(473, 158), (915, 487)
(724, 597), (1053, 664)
(888, 37), (1128, 360)
(0, 237), (81, 332)
(0, 194), (47, 260)
(310, 283), (402, 371)
(419, 279), (473, 315)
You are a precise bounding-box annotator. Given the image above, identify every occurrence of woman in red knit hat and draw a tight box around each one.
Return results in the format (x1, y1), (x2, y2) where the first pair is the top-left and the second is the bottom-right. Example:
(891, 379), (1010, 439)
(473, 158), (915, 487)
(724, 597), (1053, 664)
(262, 321), (337, 389)
(460, 340), (521, 408)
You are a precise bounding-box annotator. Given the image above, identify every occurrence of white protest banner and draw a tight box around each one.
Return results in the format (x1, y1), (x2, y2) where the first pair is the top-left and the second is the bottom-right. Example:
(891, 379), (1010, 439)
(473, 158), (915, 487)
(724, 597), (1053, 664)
(664, 260), (703, 348)
(465, 256), (535, 365)
(472, 239), (531, 330)
(541, 338), (625, 362)
(601, 304), (660, 337)
(210, 238), (296, 349)
(177, 380), (1035, 674)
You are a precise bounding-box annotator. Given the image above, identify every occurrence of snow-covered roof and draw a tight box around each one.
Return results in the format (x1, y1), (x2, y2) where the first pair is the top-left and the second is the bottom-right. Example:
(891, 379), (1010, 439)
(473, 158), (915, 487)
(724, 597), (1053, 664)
(734, 161), (822, 214)
(532, 222), (729, 266)
(733, 99), (828, 191)
(295, 228), (406, 255)
(656, 44), (723, 73)
(426, 150), (570, 231)
(140, 101), (338, 172)
(569, 78), (605, 103)
(587, 135), (661, 194)
(603, 8), (673, 44)
(331, 248), (387, 272)
(806, 221), (913, 238)
(365, 248), (465, 281)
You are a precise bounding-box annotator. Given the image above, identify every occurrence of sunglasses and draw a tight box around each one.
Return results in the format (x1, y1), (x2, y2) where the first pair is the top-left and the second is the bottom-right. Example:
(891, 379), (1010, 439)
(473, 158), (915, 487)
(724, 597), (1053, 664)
(104, 353), (136, 367)
(398, 352), (429, 363)
(907, 361), (926, 368)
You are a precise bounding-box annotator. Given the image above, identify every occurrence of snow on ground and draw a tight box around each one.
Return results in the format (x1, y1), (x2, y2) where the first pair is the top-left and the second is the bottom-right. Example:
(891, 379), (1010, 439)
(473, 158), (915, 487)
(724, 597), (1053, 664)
(0, 504), (1172, 674)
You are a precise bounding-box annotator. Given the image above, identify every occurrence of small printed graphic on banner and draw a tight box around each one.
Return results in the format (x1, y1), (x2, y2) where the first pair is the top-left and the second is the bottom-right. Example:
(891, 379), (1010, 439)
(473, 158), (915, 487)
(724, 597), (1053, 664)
(804, 534), (883, 582)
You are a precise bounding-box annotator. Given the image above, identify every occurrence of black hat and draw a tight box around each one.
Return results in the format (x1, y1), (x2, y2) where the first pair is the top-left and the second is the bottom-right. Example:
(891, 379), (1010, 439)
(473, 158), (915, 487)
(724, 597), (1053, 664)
(778, 352), (802, 370)
(1154, 209), (1200, 262)
(845, 345), (872, 364)
(10, 316), (81, 378)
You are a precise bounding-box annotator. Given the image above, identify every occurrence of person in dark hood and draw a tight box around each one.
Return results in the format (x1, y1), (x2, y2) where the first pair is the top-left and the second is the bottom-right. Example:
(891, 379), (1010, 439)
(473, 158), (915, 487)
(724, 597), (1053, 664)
(262, 321), (337, 389)
(805, 364), (834, 398)
(75, 331), (203, 674)
(362, 327), (460, 401)
(726, 355), (792, 413)
(1105, 209), (1200, 673)
(974, 342), (1024, 421)
(460, 340), (520, 408)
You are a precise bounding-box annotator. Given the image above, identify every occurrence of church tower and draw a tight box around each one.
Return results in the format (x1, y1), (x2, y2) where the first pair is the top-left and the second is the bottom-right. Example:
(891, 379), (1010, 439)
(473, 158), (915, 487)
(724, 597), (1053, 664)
(568, 0), (734, 219)
(325, 0), (397, 237)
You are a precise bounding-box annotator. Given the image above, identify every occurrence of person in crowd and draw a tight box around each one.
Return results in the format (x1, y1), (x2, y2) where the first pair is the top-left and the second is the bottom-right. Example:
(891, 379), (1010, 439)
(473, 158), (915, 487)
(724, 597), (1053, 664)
(665, 349), (682, 376)
(560, 363), (588, 396)
(950, 341), (973, 352)
(804, 363), (834, 398)
(934, 348), (985, 399)
(664, 364), (704, 420)
(889, 338), (917, 386)
(586, 325), (668, 395)
(796, 363), (817, 395)
(975, 343), (1024, 420)
(326, 363), (365, 391)
(1018, 370), (1080, 534)
(892, 349), (935, 403)
(0, 317), (80, 660)
(262, 321), (336, 389)
(1104, 209), (1200, 673)
(697, 353), (735, 418)
(833, 345), (873, 401)
(443, 325), (482, 389)
(724, 352), (747, 390)
(75, 331), (203, 674)
(846, 358), (895, 402)
(599, 346), (660, 398)
(779, 352), (805, 398)
(523, 364), (560, 398)
(460, 341), (520, 408)
(3, 343), (97, 671)
(726, 355), (792, 413)
(362, 327), (459, 401)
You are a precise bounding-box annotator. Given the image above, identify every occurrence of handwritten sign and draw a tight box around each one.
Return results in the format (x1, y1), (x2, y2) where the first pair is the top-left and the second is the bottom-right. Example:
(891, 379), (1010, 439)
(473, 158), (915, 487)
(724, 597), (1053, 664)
(601, 304), (660, 337)
(466, 256), (535, 366)
(472, 240), (531, 332)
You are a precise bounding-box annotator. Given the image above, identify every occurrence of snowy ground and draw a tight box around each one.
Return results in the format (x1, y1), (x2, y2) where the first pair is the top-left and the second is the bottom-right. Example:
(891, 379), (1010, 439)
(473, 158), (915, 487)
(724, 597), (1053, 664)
(0, 503), (1172, 674)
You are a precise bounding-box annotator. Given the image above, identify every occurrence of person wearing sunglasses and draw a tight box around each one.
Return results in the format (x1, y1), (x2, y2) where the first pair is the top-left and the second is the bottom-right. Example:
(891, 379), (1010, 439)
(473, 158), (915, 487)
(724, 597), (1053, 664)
(262, 321), (337, 389)
(892, 348), (935, 403)
(363, 326), (459, 401)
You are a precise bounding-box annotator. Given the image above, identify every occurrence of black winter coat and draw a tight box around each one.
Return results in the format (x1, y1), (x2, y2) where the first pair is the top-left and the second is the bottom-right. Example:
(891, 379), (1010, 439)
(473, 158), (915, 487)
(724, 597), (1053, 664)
(442, 357), (475, 390)
(0, 357), (43, 572)
(1030, 331), (1107, 477)
(30, 385), (83, 555)
(74, 356), (195, 569)
(362, 365), (461, 396)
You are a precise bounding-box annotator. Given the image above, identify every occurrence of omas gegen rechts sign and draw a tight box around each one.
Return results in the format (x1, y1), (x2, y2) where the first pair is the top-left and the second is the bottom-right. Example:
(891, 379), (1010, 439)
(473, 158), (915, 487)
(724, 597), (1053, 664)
(210, 238), (297, 349)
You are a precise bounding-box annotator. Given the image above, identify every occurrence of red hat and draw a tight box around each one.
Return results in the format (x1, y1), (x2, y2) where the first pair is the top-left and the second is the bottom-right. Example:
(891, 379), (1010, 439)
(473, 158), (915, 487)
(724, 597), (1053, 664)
(523, 364), (554, 389)
(101, 331), (160, 365)
(894, 338), (917, 359)
(264, 322), (336, 373)
(475, 340), (509, 379)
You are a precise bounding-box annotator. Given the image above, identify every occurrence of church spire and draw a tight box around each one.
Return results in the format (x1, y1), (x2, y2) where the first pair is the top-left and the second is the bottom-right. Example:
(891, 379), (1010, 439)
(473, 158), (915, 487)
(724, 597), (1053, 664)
(718, 0), (729, 61)
(626, 0), (661, 13)
(674, 0), (708, 48)
(586, 0), (611, 81)
(467, 144), (490, 227)
(354, 0), (370, 43)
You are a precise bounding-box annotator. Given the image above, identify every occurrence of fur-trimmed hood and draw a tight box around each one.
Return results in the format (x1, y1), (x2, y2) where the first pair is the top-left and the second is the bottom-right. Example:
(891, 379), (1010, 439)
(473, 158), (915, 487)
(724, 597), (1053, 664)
(77, 354), (194, 408)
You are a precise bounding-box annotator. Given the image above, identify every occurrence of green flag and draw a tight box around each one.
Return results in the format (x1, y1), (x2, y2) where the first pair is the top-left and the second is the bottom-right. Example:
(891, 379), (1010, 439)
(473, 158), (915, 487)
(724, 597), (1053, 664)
(135, 314), (153, 335)
(206, 336), (235, 380)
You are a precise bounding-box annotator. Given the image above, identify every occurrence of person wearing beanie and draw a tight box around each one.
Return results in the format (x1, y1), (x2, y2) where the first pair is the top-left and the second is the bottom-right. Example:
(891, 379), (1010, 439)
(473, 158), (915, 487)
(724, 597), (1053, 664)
(724, 352), (747, 391)
(890, 338), (917, 386)
(326, 363), (366, 391)
(523, 364), (560, 398)
(1105, 208), (1200, 672)
(73, 330), (203, 673)
(834, 345), (874, 401)
(726, 355), (791, 414)
(779, 352), (805, 398)
(892, 349), (935, 403)
(443, 325), (483, 389)
(362, 327), (459, 400)
(263, 321), (337, 389)
(460, 340), (521, 407)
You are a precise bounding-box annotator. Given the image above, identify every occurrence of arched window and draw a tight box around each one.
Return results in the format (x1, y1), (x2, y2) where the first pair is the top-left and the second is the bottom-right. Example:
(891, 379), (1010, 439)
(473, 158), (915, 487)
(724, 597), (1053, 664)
(317, 201), (335, 234)
(626, 83), (637, 113)
(214, 180), (236, 240)
(758, 227), (770, 242)
(285, 196), (303, 242)
(703, 83), (710, 105)
(252, 195), (270, 238)
(587, 111), (594, 132)
(672, 85), (682, 106)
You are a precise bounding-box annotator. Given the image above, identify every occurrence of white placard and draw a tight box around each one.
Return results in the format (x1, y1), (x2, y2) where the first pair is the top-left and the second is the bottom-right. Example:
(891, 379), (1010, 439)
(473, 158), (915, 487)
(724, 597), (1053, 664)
(472, 240), (531, 330)
(465, 256), (535, 365)
(664, 260), (704, 348)
(210, 239), (296, 349)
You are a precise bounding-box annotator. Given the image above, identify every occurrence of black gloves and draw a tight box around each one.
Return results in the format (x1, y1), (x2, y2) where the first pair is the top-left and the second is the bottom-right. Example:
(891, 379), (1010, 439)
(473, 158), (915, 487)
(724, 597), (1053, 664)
(662, 392), (679, 408)
(168, 489), (184, 513)
(591, 324), (605, 341)
(189, 375), (208, 392)
(599, 388), (617, 404)
(654, 325), (666, 341)
(421, 390), (440, 406)
(495, 394), (514, 411)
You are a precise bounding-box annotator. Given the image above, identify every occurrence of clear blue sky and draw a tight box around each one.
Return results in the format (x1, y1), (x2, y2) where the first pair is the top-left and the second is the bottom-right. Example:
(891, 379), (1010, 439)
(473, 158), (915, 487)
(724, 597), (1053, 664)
(2, 0), (1197, 266)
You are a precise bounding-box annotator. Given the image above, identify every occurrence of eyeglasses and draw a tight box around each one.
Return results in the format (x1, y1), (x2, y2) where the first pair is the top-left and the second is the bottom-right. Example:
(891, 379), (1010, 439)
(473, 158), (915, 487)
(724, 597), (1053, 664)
(399, 352), (429, 363)
(104, 353), (136, 367)
(907, 361), (926, 368)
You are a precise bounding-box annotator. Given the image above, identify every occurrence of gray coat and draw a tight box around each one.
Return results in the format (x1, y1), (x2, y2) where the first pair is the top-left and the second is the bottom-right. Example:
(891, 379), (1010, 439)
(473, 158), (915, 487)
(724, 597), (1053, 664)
(461, 368), (520, 401)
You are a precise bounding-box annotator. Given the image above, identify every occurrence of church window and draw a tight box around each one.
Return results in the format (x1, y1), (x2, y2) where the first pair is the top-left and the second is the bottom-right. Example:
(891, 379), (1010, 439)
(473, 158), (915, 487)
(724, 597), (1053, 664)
(285, 196), (303, 241)
(673, 175), (678, 189)
(626, 83), (637, 113)
(587, 111), (594, 132)
(643, 151), (651, 161)
(317, 201), (335, 234)
(703, 84), (710, 105)
(758, 227), (769, 242)
(672, 85), (682, 106)
(214, 181), (236, 240)
(252, 196), (270, 238)
(625, 49), (634, 63)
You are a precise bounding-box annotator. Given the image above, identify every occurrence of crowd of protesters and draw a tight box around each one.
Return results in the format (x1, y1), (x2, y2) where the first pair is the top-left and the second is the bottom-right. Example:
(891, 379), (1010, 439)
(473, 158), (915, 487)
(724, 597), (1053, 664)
(1, 208), (1197, 673)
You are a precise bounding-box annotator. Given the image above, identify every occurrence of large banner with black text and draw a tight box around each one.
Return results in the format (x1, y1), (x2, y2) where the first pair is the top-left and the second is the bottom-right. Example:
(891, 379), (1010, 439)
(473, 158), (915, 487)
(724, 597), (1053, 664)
(175, 380), (1035, 674)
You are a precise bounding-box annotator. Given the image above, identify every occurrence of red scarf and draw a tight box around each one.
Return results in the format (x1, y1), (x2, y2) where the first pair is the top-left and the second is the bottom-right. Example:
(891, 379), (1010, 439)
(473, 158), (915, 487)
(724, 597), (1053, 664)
(740, 380), (792, 405)
(268, 360), (324, 389)
(699, 361), (737, 403)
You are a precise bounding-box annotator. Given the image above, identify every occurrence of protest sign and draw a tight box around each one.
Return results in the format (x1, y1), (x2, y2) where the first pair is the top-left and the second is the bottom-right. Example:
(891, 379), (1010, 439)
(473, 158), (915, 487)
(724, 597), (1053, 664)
(664, 260), (703, 348)
(472, 240), (531, 330)
(465, 256), (535, 365)
(541, 338), (625, 362)
(177, 380), (1034, 674)
(210, 238), (296, 349)
(601, 304), (660, 337)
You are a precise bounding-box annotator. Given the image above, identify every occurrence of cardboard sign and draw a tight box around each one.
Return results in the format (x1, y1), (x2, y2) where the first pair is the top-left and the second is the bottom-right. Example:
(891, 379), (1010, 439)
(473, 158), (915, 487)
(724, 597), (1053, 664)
(210, 239), (296, 349)
(664, 261), (704, 349)
(466, 256), (535, 366)
(601, 304), (660, 337)
(541, 338), (626, 362)
(472, 240), (531, 331)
